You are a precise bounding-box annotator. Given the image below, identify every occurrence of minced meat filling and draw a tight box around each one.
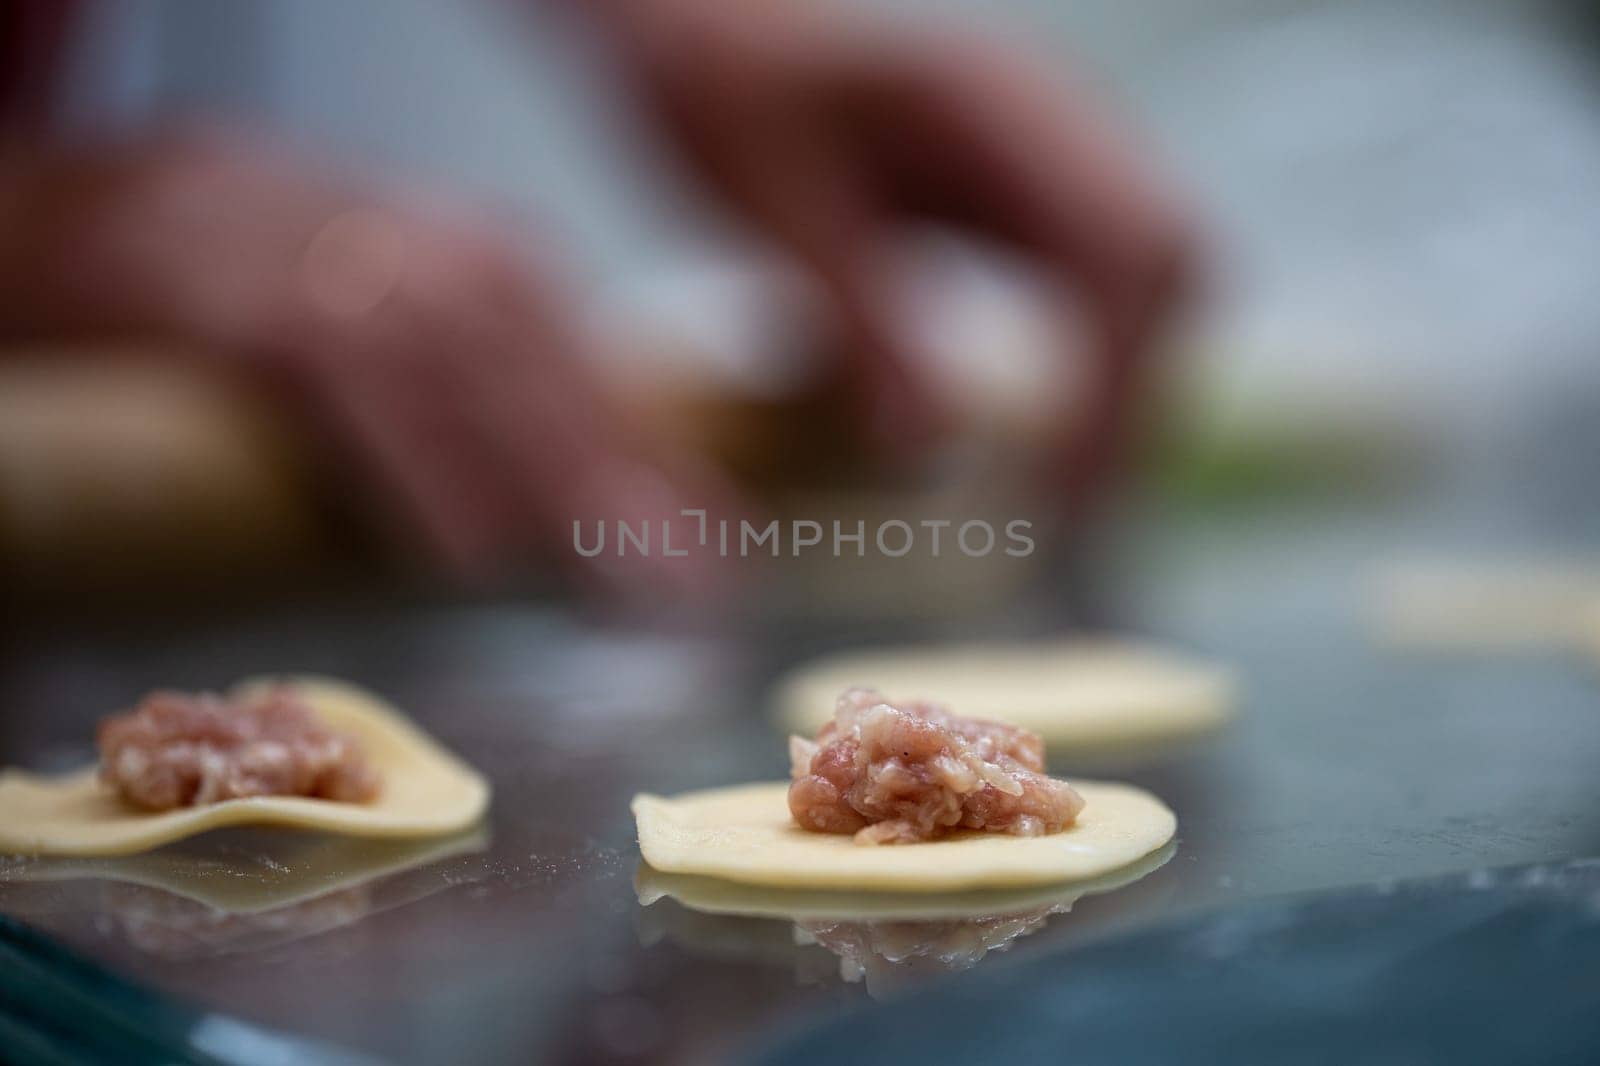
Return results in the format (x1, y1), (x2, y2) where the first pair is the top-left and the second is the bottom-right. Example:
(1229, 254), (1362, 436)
(787, 687), (1084, 844)
(97, 687), (381, 810)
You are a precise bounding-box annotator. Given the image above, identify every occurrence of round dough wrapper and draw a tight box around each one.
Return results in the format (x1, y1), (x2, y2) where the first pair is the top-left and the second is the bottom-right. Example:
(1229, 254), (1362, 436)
(1375, 560), (1600, 653)
(632, 780), (1176, 893)
(0, 678), (490, 857)
(771, 641), (1234, 749)
(635, 838), (1175, 922)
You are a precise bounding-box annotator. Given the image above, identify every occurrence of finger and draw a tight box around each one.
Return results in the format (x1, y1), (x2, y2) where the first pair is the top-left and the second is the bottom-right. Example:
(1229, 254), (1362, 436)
(281, 322), (513, 580)
(884, 41), (1195, 313)
(502, 355), (749, 601)
(813, 228), (943, 458)
(723, 148), (944, 459)
(870, 40), (1196, 499)
(410, 263), (751, 601)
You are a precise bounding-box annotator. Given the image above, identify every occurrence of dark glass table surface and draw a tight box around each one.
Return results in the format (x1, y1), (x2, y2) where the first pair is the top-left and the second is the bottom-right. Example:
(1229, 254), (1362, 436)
(4, 474), (1600, 1064)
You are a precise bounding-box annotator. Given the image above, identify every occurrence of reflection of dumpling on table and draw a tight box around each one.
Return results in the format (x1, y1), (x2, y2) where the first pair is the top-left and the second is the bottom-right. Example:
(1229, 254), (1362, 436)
(796, 908), (1061, 996)
(0, 824), (489, 958)
(98, 880), (375, 960)
(634, 843), (1172, 996)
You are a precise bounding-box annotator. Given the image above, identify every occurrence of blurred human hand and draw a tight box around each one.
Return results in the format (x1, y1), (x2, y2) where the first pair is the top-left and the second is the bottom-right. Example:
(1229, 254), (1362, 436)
(599, 0), (1196, 501)
(0, 133), (734, 592)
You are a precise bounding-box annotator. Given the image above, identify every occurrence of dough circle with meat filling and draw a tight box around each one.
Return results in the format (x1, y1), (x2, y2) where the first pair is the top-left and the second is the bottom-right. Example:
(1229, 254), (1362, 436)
(633, 780), (1175, 892)
(772, 641), (1234, 750)
(0, 679), (489, 857)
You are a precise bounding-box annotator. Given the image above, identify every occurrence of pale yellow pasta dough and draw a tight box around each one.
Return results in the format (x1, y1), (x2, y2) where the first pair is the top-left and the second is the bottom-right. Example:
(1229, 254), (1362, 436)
(636, 837), (1174, 921)
(771, 641), (1234, 749)
(0, 678), (490, 857)
(632, 780), (1175, 893)
(1375, 559), (1600, 653)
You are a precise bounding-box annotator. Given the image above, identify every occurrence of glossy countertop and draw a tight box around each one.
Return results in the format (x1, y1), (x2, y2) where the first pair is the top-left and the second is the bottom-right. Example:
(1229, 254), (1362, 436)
(4, 463), (1600, 1063)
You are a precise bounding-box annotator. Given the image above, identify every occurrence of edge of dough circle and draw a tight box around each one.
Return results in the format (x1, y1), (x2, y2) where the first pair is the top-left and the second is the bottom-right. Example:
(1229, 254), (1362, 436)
(633, 779), (1177, 894)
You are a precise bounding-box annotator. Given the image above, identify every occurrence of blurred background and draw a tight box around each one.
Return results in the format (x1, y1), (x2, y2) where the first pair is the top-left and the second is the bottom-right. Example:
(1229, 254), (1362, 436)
(7, 5), (1600, 1061)
(4, 0), (1600, 617)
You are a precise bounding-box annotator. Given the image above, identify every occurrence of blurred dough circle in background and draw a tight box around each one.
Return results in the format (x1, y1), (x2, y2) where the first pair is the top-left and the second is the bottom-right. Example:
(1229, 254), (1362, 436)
(1373, 558), (1600, 655)
(771, 640), (1236, 753)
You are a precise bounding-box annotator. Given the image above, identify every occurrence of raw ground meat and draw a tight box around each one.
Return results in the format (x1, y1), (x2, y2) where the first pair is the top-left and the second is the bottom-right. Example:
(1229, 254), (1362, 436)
(788, 687), (1084, 844)
(97, 687), (381, 810)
